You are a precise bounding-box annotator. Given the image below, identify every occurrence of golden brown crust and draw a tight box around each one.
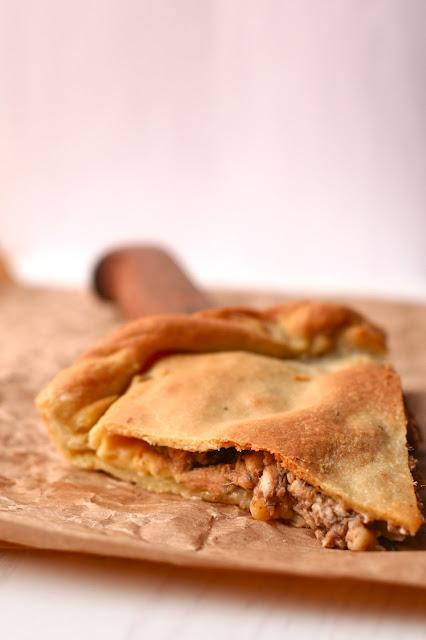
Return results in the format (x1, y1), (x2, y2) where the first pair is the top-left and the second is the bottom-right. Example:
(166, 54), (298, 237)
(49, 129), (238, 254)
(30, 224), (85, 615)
(81, 301), (386, 360)
(35, 301), (423, 536)
(36, 301), (386, 456)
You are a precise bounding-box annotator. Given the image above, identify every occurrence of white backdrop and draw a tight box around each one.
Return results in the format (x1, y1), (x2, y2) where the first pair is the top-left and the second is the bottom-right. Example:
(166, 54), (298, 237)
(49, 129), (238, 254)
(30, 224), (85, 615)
(1, 1), (425, 299)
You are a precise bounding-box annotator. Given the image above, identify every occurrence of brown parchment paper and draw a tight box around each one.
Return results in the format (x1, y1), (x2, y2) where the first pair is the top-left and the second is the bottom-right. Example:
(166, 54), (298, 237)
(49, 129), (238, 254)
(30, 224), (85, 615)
(0, 285), (425, 587)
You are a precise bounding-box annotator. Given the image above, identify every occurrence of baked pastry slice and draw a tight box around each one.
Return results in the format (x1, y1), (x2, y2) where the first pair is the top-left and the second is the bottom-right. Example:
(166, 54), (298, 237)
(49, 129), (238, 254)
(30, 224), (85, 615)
(35, 302), (424, 551)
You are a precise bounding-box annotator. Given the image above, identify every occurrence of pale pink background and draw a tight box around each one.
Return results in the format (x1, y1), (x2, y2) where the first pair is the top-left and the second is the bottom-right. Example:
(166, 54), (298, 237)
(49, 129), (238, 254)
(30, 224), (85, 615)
(1, 1), (425, 298)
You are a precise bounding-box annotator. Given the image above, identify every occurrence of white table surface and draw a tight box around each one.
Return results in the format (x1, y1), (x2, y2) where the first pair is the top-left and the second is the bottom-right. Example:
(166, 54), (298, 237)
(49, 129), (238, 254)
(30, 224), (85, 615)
(1, 548), (425, 640)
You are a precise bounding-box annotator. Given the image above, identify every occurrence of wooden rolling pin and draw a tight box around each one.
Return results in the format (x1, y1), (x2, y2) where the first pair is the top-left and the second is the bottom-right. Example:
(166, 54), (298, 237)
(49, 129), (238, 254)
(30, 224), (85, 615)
(93, 246), (214, 318)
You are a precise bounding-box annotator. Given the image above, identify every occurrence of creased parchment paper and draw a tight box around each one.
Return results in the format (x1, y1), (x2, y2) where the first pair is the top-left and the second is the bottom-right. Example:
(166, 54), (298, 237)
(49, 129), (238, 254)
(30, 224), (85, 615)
(0, 286), (425, 586)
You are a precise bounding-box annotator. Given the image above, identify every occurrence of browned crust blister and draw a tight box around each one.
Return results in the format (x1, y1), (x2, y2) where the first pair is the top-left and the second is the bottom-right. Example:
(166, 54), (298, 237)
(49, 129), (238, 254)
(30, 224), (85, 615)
(35, 301), (424, 537)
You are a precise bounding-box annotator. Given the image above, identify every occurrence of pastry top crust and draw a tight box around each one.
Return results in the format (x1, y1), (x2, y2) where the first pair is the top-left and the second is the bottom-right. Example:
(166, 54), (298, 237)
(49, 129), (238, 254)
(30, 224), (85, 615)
(81, 301), (387, 361)
(35, 301), (423, 534)
(36, 301), (386, 450)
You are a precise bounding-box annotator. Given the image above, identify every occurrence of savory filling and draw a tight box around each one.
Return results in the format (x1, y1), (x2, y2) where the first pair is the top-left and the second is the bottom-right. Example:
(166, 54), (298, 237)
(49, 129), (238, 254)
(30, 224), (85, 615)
(98, 436), (408, 551)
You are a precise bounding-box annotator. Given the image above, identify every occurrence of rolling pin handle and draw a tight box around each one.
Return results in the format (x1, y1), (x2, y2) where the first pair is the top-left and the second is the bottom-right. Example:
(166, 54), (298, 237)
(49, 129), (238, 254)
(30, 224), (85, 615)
(93, 245), (214, 318)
